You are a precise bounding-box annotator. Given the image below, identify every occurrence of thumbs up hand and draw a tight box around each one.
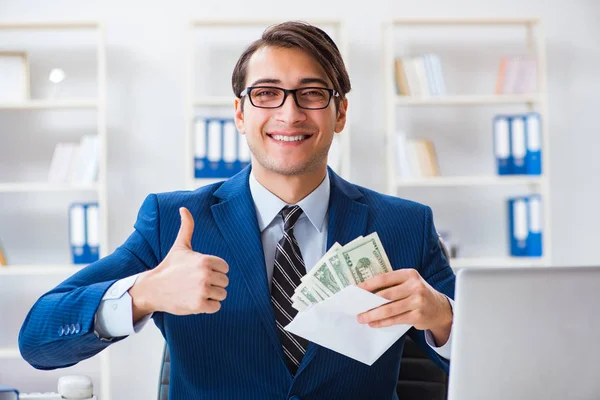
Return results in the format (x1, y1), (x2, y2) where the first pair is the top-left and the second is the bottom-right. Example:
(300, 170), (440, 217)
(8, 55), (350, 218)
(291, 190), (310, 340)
(129, 207), (229, 320)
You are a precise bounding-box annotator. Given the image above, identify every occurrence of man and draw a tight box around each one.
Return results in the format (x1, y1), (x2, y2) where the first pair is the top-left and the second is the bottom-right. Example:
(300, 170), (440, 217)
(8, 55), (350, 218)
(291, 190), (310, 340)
(19, 21), (455, 399)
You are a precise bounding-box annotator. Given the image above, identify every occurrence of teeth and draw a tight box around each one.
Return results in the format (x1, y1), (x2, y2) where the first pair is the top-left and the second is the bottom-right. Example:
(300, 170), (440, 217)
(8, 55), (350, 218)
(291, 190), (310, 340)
(271, 135), (307, 142)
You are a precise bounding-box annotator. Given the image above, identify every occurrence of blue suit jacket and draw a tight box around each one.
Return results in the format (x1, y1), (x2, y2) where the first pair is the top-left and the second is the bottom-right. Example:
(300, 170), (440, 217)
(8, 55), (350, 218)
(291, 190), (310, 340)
(19, 166), (455, 400)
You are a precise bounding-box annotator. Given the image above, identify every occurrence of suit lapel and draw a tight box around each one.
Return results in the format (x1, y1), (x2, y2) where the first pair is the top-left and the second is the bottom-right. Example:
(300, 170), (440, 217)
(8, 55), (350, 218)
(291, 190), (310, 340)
(211, 168), (282, 359)
(295, 168), (369, 377)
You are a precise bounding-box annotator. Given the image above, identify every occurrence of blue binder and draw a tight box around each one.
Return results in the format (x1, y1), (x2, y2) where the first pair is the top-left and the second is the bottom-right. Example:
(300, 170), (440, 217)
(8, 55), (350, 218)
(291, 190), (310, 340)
(194, 117), (250, 179)
(508, 195), (543, 257)
(493, 115), (511, 175)
(508, 197), (529, 256)
(525, 113), (542, 175)
(527, 195), (543, 256)
(510, 116), (527, 174)
(69, 202), (100, 264)
(0, 385), (19, 400)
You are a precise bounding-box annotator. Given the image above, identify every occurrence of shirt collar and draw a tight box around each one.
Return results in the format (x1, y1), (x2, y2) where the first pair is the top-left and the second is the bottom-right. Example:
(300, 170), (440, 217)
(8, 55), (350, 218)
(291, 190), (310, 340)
(249, 170), (330, 233)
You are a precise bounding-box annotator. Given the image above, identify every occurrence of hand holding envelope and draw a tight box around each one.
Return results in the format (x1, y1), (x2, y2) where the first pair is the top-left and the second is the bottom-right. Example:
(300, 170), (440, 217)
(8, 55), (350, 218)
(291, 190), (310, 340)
(284, 232), (413, 365)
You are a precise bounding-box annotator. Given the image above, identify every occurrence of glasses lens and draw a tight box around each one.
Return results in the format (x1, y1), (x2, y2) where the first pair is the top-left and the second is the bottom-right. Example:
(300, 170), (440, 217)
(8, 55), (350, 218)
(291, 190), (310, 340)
(296, 88), (330, 109)
(249, 87), (284, 108)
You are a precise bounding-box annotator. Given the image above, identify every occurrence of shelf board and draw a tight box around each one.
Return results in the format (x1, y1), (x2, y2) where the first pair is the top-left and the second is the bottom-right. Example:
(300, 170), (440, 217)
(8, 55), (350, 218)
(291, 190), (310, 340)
(392, 17), (540, 26)
(0, 347), (20, 359)
(0, 21), (100, 30)
(191, 19), (343, 27)
(0, 182), (99, 193)
(0, 99), (98, 110)
(395, 94), (539, 106)
(451, 257), (547, 269)
(396, 175), (544, 188)
(194, 96), (235, 107)
(0, 265), (85, 276)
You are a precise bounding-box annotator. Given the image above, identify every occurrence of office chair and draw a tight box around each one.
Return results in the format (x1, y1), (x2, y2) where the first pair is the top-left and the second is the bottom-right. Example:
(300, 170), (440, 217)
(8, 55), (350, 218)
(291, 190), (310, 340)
(158, 236), (452, 400)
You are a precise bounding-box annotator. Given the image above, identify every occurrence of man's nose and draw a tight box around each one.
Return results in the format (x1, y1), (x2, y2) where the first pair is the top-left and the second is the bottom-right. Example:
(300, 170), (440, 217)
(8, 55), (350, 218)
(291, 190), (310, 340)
(275, 92), (306, 124)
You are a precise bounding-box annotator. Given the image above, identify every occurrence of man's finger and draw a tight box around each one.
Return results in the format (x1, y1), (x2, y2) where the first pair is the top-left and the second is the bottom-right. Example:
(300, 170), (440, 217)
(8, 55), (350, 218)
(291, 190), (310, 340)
(357, 269), (414, 292)
(357, 298), (413, 325)
(173, 207), (195, 249)
(202, 255), (229, 274)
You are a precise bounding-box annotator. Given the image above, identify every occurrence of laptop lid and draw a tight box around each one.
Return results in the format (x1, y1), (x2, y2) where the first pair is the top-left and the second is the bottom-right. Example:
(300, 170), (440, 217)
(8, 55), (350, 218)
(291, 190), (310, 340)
(448, 266), (600, 400)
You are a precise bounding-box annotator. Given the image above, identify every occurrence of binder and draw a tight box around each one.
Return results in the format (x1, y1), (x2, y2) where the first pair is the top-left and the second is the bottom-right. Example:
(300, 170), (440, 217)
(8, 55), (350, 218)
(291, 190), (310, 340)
(86, 204), (100, 262)
(493, 116), (511, 175)
(508, 195), (543, 257)
(525, 113), (542, 175)
(508, 197), (529, 256)
(69, 202), (100, 264)
(0, 386), (18, 400)
(510, 116), (527, 174)
(527, 195), (543, 256)
(194, 117), (248, 178)
(69, 204), (87, 264)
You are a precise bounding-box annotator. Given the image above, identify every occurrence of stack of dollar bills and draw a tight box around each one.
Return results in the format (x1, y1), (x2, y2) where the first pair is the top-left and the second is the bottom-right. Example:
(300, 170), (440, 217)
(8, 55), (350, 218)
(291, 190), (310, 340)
(292, 232), (393, 312)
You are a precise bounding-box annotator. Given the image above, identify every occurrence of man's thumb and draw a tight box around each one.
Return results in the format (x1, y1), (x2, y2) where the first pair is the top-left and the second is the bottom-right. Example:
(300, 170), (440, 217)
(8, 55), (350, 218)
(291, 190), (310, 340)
(174, 207), (194, 249)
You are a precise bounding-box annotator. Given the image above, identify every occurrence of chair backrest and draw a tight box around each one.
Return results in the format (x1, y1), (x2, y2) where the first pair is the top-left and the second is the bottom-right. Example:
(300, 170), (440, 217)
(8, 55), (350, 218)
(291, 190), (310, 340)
(157, 236), (452, 400)
(396, 235), (451, 400)
(158, 343), (170, 400)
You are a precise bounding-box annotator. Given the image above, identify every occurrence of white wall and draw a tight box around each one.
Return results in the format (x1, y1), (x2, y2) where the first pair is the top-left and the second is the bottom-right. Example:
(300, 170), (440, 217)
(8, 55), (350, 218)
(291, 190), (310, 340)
(1, 0), (599, 398)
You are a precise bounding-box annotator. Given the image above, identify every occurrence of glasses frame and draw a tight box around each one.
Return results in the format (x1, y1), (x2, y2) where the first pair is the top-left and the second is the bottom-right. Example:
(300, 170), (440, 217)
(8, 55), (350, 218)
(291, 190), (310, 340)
(239, 86), (339, 110)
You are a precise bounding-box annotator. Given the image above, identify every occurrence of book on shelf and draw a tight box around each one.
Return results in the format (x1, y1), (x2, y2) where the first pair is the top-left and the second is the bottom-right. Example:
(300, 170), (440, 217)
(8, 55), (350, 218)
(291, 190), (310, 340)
(0, 237), (7, 266)
(394, 54), (446, 97)
(493, 112), (542, 176)
(48, 135), (99, 184)
(495, 55), (537, 94)
(395, 132), (441, 178)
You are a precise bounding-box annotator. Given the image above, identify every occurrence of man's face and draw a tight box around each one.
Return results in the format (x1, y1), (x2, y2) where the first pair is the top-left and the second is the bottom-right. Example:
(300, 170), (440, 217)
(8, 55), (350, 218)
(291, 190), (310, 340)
(234, 46), (347, 176)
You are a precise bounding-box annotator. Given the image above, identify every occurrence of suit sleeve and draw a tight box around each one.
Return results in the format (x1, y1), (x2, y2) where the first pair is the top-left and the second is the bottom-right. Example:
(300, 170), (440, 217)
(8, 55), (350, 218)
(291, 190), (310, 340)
(408, 205), (456, 373)
(18, 194), (162, 370)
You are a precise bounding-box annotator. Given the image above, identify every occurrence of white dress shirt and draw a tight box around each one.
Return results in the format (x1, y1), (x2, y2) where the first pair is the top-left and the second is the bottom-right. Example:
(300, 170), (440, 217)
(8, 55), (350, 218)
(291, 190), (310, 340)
(94, 171), (453, 358)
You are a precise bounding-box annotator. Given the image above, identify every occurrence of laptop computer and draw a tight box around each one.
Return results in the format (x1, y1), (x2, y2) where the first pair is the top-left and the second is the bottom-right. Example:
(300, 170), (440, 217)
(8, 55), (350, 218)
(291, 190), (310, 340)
(448, 266), (600, 400)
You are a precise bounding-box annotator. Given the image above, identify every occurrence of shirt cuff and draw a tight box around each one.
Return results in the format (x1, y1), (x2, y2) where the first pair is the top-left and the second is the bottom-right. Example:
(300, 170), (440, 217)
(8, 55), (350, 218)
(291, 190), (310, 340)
(424, 297), (454, 360)
(94, 273), (153, 340)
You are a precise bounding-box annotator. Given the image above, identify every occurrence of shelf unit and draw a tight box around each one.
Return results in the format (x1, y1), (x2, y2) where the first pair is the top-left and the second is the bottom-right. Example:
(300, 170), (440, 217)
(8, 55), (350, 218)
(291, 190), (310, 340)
(383, 17), (551, 268)
(185, 19), (351, 190)
(0, 21), (111, 399)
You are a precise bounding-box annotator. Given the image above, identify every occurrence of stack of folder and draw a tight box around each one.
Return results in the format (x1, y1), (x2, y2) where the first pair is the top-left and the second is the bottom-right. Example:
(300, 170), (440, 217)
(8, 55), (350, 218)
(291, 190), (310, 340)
(194, 117), (251, 178)
(508, 195), (543, 257)
(493, 113), (542, 176)
(69, 203), (99, 264)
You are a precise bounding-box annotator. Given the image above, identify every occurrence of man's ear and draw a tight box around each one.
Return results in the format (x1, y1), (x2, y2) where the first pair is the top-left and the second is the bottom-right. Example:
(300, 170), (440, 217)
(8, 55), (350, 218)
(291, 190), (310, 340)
(234, 98), (245, 134)
(334, 97), (348, 133)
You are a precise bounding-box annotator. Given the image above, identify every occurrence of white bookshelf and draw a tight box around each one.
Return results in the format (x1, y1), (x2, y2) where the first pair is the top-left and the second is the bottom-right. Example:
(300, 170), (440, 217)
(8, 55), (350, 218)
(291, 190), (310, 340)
(0, 182), (99, 192)
(0, 99), (98, 110)
(0, 21), (111, 399)
(186, 19), (351, 190)
(451, 256), (548, 269)
(383, 17), (551, 267)
(0, 265), (85, 276)
(396, 175), (545, 188)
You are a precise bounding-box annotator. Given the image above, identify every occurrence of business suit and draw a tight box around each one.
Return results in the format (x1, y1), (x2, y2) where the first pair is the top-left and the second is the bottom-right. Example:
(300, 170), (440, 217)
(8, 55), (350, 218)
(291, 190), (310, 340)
(19, 166), (455, 399)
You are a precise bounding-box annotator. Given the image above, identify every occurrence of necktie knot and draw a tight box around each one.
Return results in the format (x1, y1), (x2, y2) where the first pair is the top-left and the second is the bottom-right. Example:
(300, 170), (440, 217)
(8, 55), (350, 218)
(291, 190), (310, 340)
(280, 205), (303, 232)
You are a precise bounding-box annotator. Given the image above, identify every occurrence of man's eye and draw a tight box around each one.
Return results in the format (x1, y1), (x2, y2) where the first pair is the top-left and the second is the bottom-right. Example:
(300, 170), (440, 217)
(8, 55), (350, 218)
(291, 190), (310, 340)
(255, 90), (278, 97)
(301, 90), (326, 98)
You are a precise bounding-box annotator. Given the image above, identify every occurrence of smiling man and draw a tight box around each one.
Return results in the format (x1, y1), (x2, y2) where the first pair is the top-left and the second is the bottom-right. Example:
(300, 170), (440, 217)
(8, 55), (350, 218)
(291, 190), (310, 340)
(19, 21), (455, 400)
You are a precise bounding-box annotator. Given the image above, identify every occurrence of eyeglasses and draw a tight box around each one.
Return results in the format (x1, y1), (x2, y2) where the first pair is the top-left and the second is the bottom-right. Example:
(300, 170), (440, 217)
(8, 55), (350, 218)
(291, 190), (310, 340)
(239, 86), (339, 110)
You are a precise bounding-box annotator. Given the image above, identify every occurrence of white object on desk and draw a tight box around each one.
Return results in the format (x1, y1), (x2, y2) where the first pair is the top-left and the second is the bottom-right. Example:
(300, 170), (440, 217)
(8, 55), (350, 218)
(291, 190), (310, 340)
(20, 374), (96, 400)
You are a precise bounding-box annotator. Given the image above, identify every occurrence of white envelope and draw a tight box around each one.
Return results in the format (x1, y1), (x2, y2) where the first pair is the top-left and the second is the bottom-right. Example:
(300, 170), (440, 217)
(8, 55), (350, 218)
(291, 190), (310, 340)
(285, 285), (412, 365)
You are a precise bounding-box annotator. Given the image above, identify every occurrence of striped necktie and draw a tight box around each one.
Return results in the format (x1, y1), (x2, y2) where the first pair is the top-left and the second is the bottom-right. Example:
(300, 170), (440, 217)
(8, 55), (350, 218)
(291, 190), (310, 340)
(270, 205), (309, 375)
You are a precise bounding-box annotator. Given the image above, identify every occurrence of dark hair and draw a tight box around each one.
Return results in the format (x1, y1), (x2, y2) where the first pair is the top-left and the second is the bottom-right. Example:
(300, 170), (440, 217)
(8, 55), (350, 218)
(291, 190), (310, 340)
(231, 21), (351, 111)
